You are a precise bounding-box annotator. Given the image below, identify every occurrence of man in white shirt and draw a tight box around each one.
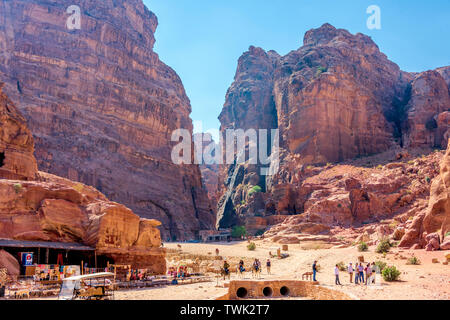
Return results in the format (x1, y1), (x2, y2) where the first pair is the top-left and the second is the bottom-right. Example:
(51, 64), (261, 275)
(335, 265), (342, 285)
(348, 263), (354, 283)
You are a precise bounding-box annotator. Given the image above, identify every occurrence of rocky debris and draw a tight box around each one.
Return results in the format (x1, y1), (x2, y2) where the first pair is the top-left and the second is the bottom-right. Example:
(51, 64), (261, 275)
(216, 23), (449, 243)
(0, 249), (20, 280)
(0, 0), (214, 240)
(0, 86), (165, 272)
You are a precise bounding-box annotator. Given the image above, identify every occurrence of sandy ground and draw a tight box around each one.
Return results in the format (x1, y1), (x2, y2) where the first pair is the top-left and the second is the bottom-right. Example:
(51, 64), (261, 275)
(29, 240), (449, 300)
(156, 241), (449, 300)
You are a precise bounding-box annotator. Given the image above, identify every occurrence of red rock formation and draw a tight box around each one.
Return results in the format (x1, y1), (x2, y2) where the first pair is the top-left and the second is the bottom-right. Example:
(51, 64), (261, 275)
(0, 84), (37, 180)
(0, 84), (165, 272)
(402, 71), (450, 148)
(216, 23), (449, 237)
(400, 140), (450, 249)
(0, 0), (214, 240)
(0, 249), (20, 280)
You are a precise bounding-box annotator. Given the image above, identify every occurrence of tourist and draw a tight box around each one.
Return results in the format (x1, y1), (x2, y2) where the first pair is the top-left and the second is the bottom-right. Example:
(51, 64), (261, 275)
(253, 259), (259, 272)
(355, 263), (359, 284)
(348, 263), (354, 283)
(371, 262), (376, 284)
(365, 263), (371, 285)
(266, 259), (271, 275)
(312, 260), (318, 281)
(239, 260), (245, 273)
(335, 264), (342, 285)
(358, 263), (365, 284)
(223, 260), (230, 276)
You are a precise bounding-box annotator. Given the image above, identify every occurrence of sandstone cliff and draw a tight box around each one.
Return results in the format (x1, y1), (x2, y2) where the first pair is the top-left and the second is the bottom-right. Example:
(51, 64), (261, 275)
(0, 85), (165, 272)
(0, 84), (37, 180)
(0, 0), (215, 240)
(217, 24), (449, 246)
(400, 140), (450, 250)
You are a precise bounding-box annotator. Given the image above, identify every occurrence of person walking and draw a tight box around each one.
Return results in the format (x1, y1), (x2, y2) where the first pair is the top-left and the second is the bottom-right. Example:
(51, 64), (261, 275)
(312, 261), (318, 281)
(335, 264), (342, 285)
(266, 259), (271, 275)
(348, 263), (354, 283)
(355, 263), (359, 284)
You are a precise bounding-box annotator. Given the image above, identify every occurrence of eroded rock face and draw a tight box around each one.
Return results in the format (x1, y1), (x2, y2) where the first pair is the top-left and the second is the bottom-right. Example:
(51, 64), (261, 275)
(0, 84), (37, 180)
(400, 140), (450, 249)
(0, 0), (214, 240)
(0, 86), (165, 272)
(403, 71), (450, 148)
(217, 24), (449, 237)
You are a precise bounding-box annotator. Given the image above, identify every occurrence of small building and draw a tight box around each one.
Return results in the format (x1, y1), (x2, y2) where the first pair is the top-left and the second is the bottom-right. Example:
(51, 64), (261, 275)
(199, 229), (232, 242)
(0, 238), (103, 275)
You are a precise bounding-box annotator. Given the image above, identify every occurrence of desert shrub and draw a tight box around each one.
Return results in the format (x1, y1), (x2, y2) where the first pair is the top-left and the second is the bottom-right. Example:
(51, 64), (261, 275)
(445, 231), (450, 237)
(358, 242), (369, 252)
(231, 226), (247, 238)
(337, 261), (346, 271)
(248, 185), (262, 197)
(376, 239), (391, 253)
(425, 176), (431, 183)
(73, 183), (84, 193)
(375, 260), (387, 271)
(316, 66), (328, 77)
(247, 242), (256, 251)
(407, 256), (421, 265)
(13, 183), (22, 194)
(389, 221), (400, 229)
(382, 266), (401, 281)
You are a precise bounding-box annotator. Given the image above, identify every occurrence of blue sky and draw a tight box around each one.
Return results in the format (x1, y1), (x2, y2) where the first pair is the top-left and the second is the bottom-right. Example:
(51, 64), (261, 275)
(144, 0), (450, 133)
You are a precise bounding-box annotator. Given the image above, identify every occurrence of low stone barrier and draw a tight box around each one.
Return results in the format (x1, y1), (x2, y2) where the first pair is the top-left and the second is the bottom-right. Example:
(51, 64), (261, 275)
(218, 280), (353, 300)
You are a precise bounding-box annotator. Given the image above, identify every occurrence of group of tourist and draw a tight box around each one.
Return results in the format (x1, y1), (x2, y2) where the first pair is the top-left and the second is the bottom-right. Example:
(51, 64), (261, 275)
(333, 262), (378, 286)
(167, 266), (189, 279)
(228, 258), (272, 275)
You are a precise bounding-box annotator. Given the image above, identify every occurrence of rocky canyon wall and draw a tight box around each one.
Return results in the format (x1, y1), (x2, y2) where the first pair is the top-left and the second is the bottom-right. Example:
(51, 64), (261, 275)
(0, 84), (165, 272)
(0, 0), (215, 240)
(217, 23), (449, 246)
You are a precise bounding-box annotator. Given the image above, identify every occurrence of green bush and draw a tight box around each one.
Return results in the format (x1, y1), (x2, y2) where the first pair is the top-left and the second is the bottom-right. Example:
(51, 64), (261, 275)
(316, 66), (328, 77)
(382, 266), (401, 281)
(358, 242), (369, 252)
(247, 242), (256, 251)
(407, 256), (421, 265)
(248, 185), (262, 197)
(376, 239), (391, 253)
(375, 261), (387, 271)
(445, 231), (450, 238)
(231, 226), (247, 238)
